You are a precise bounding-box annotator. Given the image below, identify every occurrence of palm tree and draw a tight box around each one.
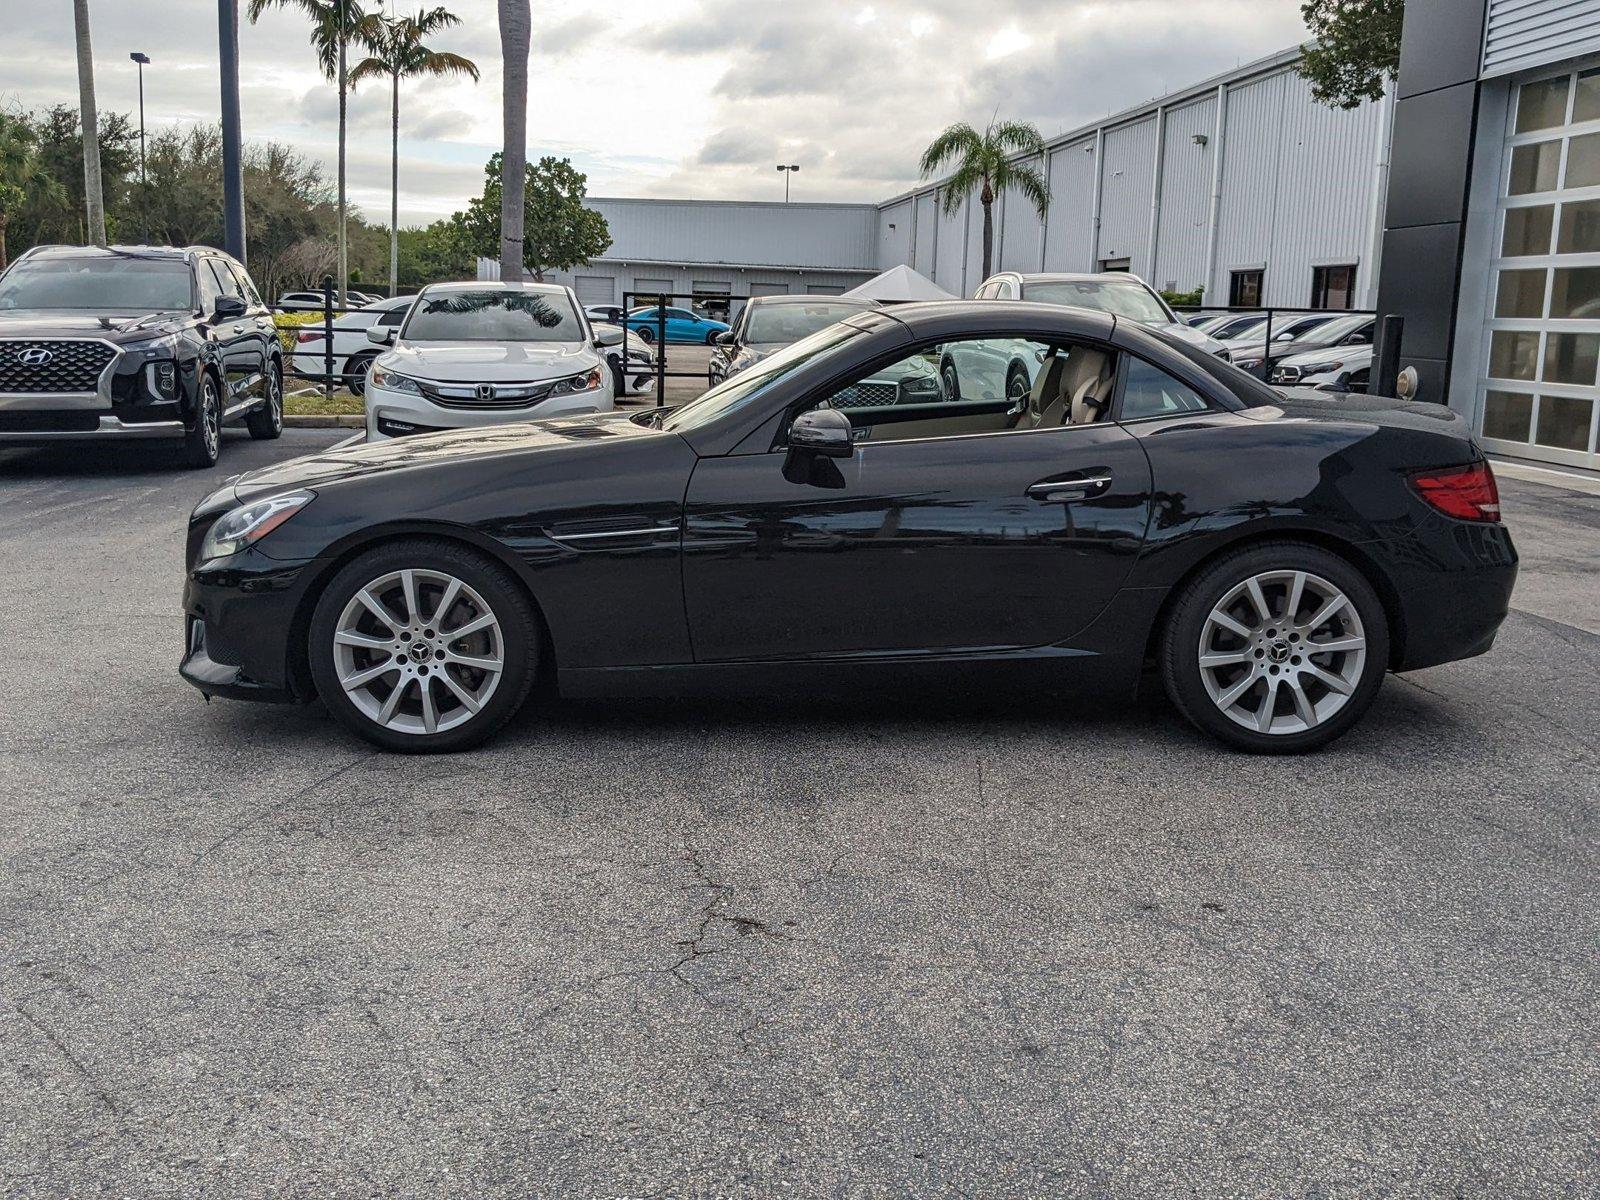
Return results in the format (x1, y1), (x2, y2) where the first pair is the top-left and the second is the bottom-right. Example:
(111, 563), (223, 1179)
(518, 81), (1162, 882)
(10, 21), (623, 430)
(248, 0), (366, 303)
(0, 116), (66, 269)
(352, 8), (478, 295)
(497, 0), (530, 283)
(919, 119), (1050, 282)
(72, 0), (106, 246)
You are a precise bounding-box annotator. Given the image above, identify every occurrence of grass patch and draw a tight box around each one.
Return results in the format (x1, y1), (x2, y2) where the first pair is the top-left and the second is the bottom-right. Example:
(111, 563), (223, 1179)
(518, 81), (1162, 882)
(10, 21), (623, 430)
(285, 388), (364, 416)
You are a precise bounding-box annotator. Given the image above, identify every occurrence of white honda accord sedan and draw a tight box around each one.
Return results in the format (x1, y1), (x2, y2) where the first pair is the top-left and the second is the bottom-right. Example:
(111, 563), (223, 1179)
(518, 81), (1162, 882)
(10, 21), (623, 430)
(362, 281), (622, 441)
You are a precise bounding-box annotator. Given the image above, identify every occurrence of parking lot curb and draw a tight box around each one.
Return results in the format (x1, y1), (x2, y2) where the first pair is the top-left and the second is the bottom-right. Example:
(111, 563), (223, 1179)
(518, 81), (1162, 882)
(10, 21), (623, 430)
(285, 415), (364, 428)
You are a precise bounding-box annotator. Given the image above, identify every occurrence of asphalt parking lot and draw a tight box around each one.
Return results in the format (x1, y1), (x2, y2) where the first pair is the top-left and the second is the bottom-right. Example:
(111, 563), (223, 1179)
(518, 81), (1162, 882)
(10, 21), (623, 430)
(1, 429), (1596, 1197)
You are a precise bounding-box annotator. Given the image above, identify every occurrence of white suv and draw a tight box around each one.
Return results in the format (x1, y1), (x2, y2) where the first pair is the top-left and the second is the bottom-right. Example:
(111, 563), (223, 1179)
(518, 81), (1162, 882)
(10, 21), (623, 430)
(363, 281), (621, 441)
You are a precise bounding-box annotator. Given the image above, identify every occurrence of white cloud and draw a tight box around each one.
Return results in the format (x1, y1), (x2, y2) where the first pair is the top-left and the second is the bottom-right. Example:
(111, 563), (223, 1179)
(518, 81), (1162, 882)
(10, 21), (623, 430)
(6, 0), (1310, 220)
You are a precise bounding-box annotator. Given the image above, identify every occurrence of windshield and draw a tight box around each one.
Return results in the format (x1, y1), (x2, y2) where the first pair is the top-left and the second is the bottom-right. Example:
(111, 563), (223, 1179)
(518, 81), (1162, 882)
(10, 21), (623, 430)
(402, 289), (582, 342)
(1023, 279), (1172, 324)
(744, 301), (866, 344)
(662, 323), (864, 433)
(1301, 313), (1371, 343)
(0, 255), (193, 311)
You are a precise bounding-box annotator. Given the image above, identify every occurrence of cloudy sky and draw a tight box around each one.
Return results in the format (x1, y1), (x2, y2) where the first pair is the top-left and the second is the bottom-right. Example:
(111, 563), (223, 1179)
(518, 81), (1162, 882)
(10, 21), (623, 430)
(9, 0), (1309, 226)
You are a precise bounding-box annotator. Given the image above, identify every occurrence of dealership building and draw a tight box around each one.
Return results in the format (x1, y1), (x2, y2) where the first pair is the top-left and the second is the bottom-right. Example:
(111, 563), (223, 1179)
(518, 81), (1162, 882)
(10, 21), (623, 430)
(525, 0), (1600, 475)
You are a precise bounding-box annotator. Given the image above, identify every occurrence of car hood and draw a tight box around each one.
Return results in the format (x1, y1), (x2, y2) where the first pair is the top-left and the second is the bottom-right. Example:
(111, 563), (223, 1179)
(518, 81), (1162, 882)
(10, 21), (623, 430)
(382, 339), (598, 382)
(1148, 321), (1224, 353)
(1279, 344), (1373, 370)
(229, 411), (661, 505)
(0, 308), (189, 341)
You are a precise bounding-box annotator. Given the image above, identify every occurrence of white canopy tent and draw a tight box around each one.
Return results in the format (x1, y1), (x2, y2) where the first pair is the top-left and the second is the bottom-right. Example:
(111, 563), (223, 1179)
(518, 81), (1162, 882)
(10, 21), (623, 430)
(842, 264), (955, 304)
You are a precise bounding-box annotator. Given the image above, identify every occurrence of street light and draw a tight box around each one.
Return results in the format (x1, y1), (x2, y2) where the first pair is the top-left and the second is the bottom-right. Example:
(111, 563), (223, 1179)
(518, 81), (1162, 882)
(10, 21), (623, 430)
(776, 163), (800, 203)
(129, 52), (149, 241)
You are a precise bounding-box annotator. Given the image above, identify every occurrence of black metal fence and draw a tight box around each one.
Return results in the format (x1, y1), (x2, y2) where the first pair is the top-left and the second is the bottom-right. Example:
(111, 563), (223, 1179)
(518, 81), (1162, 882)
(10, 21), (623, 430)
(271, 275), (405, 402)
(619, 289), (746, 409)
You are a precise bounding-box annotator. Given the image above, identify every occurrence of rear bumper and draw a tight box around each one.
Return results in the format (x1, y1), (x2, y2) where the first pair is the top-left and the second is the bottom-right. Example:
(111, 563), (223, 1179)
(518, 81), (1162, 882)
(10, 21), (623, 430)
(1376, 518), (1519, 672)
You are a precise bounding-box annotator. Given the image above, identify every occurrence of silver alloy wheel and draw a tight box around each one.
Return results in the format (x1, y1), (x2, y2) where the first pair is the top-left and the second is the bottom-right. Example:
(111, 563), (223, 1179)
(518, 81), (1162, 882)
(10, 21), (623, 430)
(332, 568), (505, 735)
(201, 380), (221, 457)
(1197, 569), (1367, 735)
(265, 365), (283, 430)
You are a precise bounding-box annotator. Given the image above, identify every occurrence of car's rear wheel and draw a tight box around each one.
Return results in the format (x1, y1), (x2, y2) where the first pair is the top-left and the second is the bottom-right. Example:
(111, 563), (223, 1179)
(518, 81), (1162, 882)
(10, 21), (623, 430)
(246, 359), (284, 439)
(940, 358), (961, 400)
(705, 329), (719, 345)
(636, 326), (654, 344)
(1160, 541), (1388, 753)
(308, 540), (540, 752)
(1005, 362), (1030, 407)
(181, 372), (223, 468)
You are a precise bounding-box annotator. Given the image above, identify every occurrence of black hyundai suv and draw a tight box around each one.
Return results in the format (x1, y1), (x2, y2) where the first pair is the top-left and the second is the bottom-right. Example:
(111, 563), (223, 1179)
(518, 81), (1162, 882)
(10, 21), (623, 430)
(0, 244), (283, 467)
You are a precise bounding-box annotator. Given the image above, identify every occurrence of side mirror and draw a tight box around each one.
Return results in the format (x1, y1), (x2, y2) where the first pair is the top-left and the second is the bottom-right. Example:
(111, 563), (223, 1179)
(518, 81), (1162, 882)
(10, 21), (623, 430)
(593, 325), (624, 347)
(366, 326), (396, 345)
(714, 330), (735, 346)
(788, 406), (854, 459)
(212, 294), (248, 321)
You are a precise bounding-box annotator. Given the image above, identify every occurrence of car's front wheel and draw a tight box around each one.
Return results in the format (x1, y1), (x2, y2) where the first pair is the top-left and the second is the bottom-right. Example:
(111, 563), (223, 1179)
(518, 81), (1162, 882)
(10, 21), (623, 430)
(345, 351), (378, 397)
(181, 372), (223, 468)
(308, 540), (541, 752)
(1159, 542), (1388, 753)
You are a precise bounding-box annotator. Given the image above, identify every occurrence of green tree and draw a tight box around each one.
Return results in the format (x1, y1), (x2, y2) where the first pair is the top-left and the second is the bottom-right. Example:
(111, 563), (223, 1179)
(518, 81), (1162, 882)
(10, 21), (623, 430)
(458, 154), (610, 281)
(396, 218), (473, 287)
(0, 114), (64, 269)
(1297, 0), (1404, 109)
(8, 105), (136, 249)
(248, 0), (367, 302)
(919, 119), (1049, 282)
(351, 7), (478, 296)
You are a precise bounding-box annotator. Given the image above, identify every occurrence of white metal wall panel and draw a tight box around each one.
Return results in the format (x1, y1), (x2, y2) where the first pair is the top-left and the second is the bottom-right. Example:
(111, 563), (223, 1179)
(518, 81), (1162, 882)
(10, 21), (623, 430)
(1269, 70), (1386, 304)
(1213, 73), (1288, 301)
(913, 193), (938, 276)
(1153, 97), (1218, 293)
(1098, 118), (1159, 273)
(932, 194), (968, 296)
(1484, 0), (1600, 78)
(877, 198), (914, 269)
(590, 199), (878, 270)
(1043, 139), (1097, 271)
(573, 275), (614, 306)
(998, 157), (1047, 273)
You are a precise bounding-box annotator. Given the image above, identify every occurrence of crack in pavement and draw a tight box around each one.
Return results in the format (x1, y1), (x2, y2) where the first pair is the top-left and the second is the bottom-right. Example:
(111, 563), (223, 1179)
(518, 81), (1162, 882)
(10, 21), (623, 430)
(14, 1003), (123, 1122)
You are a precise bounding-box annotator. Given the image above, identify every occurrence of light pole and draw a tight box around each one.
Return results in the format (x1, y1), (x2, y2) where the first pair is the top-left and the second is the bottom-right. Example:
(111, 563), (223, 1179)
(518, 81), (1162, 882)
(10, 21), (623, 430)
(776, 163), (799, 203)
(129, 52), (149, 242)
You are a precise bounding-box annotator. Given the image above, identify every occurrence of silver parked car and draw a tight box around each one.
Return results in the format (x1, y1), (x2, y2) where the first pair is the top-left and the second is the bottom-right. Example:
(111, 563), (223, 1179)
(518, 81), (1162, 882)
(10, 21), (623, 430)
(974, 272), (1229, 357)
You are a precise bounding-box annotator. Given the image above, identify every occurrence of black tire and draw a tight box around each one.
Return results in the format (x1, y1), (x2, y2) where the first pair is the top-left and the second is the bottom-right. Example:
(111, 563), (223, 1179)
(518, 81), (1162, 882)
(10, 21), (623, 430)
(1159, 540), (1389, 754)
(308, 539), (542, 753)
(940, 358), (961, 401)
(705, 329), (719, 345)
(1005, 362), (1030, 406)
(181, 371), (223, 468)
(636, 326), (654, 345)
(345, 351), (377, 397)
(246, 358), (284, 440)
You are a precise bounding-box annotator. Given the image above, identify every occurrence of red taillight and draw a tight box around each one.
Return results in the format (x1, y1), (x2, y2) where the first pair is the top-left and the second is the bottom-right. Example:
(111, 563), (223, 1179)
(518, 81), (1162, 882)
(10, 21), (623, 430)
(1410, 461), (1501, 522)
(295, 330), (324, 343)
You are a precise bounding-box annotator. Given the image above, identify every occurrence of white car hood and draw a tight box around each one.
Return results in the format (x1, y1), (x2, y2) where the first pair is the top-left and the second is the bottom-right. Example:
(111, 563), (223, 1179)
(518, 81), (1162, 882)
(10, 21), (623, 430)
(382, 339), (597, 382)
(1150, 321), (1225, 354)
(1279, 344), (1373, 371)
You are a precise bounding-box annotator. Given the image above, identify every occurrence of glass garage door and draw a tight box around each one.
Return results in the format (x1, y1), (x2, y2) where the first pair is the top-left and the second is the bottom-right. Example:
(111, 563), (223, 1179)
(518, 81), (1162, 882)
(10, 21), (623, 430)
(1481, 65), (1600, 470)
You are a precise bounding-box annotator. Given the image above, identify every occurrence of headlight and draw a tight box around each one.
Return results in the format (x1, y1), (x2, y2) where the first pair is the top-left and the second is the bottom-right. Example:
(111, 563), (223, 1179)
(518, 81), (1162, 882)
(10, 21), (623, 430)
(548, 366), (604, 396)
(369, 366), (423, 395)
(900, 374), (939, 394)
(1232, 356), (1264, 370)
(1292, 360), (1341, 376)
(200, 491), (314, 561)
(123, 333), (180, 359)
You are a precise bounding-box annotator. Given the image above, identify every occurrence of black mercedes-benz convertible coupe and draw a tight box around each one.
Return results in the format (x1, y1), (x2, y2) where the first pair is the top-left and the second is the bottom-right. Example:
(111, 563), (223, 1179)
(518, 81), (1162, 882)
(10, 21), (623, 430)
(181, 301), (1516, 754)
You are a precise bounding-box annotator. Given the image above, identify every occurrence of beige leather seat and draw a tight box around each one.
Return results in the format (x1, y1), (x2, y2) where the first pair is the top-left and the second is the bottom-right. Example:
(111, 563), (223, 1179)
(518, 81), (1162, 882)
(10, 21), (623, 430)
(1026, 346), (1113, 427)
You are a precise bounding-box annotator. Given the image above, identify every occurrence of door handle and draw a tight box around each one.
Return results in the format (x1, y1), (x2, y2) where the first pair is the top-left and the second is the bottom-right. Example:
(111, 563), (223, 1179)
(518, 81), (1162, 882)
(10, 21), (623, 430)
(1027, 474), (1112, 502)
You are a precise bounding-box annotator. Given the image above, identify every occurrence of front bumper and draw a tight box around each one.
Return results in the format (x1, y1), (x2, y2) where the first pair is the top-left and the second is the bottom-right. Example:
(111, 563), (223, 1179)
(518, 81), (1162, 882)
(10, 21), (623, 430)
(179, 547), (315, 703)
(365, 382), (614, 441)
(0, 414), (185, 441)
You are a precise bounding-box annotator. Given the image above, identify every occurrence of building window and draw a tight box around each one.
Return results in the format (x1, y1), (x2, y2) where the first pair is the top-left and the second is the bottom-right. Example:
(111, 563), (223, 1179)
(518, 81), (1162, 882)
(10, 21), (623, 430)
(1310, 264), (1357, 310)
(1229, 270), (1263, 308)
(1100, 257), (1131, 273)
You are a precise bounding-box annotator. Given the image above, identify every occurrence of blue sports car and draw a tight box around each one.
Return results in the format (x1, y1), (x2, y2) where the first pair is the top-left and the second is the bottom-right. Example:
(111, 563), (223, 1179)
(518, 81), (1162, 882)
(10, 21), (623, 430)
(624, 305), (731, 345)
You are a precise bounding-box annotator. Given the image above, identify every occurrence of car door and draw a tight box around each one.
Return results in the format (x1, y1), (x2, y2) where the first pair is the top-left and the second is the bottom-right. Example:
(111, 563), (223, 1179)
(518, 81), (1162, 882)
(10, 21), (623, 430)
(667, 308), (700, 341)
(681, 332), (1154, 662)
(225, 261), (276, 393)
(203, 259), (258, 405)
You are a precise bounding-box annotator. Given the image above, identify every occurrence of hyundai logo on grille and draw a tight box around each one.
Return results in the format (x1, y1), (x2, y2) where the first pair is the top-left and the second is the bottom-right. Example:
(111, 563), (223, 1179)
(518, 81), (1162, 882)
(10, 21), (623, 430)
(475, 383), (496, 402)
(17, 348), (54, 367)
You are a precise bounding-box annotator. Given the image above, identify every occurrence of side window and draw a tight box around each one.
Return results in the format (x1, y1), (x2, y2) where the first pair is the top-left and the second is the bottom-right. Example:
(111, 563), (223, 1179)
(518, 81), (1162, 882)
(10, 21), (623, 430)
(1344, 323), (1374, 345)
(196, 261), (223, 312)
(227, 262), (264, 307)
(207, 260), (243, 299)
(996, 281), (1015, 300)
(1117, 357), (1210, 421)
(799, 336), (1117, 444)
(379, 305), (409, 327)
(974, 283), (996, 300)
